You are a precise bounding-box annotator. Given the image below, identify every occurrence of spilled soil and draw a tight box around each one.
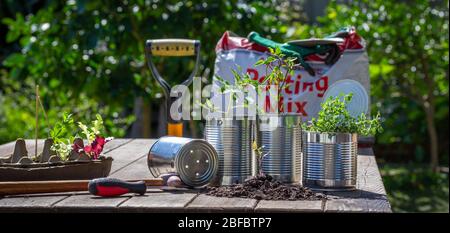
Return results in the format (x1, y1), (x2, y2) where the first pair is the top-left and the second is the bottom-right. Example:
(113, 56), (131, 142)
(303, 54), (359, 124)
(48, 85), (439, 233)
(206, 174), (326, 201)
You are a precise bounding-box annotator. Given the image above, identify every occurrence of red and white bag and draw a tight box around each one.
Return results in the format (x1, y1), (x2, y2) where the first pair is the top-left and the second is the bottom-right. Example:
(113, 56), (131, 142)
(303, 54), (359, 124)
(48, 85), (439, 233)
(210, 28), (370, 121)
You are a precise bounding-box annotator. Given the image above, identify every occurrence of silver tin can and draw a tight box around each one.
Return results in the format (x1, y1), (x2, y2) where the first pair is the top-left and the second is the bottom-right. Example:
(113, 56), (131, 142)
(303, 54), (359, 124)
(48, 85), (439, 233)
(204, 118), (254, 185)
(257, 114), (302, 184)
(303, 132), (357, 190)
(147, 136), (219, 187)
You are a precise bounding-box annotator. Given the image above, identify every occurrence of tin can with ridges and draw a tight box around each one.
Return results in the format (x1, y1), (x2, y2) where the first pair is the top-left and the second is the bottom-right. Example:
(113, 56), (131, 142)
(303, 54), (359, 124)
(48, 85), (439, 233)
(147, 136), (219, 187)
(257, 114), (302, 184)
(204, 118), (254, 185)
(303, 132), (357, 190)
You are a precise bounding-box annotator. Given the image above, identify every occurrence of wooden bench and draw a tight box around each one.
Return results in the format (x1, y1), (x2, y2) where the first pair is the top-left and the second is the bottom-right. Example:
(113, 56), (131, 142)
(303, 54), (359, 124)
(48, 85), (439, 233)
(0, 138), (391, 213)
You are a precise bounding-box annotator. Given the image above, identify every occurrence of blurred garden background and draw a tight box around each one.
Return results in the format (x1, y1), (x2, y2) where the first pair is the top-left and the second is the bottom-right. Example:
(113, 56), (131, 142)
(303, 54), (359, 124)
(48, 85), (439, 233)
(0, 0), (448, 212)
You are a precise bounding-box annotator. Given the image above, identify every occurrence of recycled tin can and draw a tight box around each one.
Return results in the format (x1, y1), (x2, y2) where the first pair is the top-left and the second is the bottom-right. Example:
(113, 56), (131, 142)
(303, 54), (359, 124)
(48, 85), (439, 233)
(303, 132), (357, 190)
(204, 118), (254, 185)
(257, 114), (303, 184)
(147, 136), (219, 187)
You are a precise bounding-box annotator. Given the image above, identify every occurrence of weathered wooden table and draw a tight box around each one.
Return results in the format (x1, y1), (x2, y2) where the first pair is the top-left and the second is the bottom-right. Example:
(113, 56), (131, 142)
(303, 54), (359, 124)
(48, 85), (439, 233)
(0, 138), (391, 213)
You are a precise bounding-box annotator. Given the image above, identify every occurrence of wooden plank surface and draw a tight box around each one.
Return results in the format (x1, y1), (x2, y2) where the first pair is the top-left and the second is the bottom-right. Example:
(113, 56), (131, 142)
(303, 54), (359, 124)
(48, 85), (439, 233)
(357, 147), (374, 156)
(186, 194), (257, 212)
(0, 139), (391, 213)
(106, 139), (155, 174)
(325, 198), (369, 212)
(365, 198), (392, 213)
(358, 155), (381, 178)
(119, 190), (198, 213)
(108, 139), (156, 180)
(110, 155), (154, 179)
(0, 138), (135, 212)
(255, 200), (324, 213)
(53, 194), (130, 212)
(102, 138), (132, 154)
(0, 194), (68, 213)
(50, 138), (147, 212)
(357, 155), (390, 204)
(324, 190), (362, 199)
(325, 198), (391, 213)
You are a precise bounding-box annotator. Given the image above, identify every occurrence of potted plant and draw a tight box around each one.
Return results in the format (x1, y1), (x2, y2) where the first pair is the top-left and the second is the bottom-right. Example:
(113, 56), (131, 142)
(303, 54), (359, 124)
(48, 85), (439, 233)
(50, 113), (113, 162)
(203, 69), (258, 186)
(204, 47), (303, 185)
(302, 93), (382, 189)
(0, 111), (115, 181)
(252, 47), (303, 184)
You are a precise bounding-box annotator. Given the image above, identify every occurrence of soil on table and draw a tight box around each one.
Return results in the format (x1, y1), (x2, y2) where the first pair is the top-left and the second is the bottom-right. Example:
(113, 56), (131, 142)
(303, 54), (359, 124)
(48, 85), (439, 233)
(205, 174), (326, 201)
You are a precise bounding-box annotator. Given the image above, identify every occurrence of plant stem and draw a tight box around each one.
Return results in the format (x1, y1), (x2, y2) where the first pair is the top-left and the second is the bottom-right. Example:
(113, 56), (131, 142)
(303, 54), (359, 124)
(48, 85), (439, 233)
(35, 85), (39, 157)
(37, 93), (50, 138)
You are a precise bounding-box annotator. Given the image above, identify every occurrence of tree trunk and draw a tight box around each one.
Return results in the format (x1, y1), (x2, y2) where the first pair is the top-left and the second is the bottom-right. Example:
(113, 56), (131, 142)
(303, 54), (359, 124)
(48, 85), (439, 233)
(129, 97), (152, 138)
(157, 101), (167, 137)
(143, 103), (151, 138)
(419, 55), (439, 172)
(129, 97), (144, 138)
(424, 105), (439, 172)
(188, 119), (198, 138)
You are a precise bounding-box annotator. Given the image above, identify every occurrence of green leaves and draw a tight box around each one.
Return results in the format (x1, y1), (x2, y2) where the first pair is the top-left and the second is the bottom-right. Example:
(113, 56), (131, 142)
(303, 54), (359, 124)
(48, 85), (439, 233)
(315, 0), (448, 151)
(303, 93), (383, 136)
(50, 112), (75, 159)
(50, 140), (73, 161)
(77, 122), (90, 142)
(2, 53), (26, 68)
(50, 112), (74, 143)
(92, 114), (104, 136)
(49, 113), (106, 159)
(252, 140), (269, 176)
(254, 59), (265, 66)
(255, 46), (298, 112)
(78, 114), (105, 144)
(209, 46), (299, 115)
(210, 69), (260, 116)
(0, 0), (293, 144)
(2, 14), (26, 43)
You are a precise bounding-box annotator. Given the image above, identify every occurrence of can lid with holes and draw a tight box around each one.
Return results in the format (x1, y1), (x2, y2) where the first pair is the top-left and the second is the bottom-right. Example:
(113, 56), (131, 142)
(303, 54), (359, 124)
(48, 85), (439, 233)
(148, 136), (219, 188)
(175, 139), (219, 187)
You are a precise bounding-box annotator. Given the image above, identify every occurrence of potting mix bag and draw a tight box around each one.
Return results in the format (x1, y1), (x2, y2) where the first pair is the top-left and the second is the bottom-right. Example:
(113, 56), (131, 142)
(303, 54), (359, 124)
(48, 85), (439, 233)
(210, 28), (370, 121)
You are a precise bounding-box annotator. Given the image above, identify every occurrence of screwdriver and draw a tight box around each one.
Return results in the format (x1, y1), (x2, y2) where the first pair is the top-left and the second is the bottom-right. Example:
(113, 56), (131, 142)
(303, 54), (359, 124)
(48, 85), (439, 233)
(0, 178), (164, 197)
(88, 177), (159, 197)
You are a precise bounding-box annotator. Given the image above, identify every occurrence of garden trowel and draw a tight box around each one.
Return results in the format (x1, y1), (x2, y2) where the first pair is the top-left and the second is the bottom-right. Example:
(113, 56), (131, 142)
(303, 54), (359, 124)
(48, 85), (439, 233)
(145, 39), (201, 137)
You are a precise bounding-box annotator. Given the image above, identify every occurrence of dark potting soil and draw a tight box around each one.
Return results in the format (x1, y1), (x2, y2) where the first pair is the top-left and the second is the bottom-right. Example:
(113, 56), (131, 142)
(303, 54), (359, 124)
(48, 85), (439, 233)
(205, 174), (326, 201)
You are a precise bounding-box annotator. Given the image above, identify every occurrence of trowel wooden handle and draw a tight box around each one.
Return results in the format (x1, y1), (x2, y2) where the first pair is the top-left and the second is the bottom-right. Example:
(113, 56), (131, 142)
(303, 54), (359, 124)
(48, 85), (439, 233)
(0, 178), (164, 196)
(167, 122), (183, 137)
(146, 39), (199, 56)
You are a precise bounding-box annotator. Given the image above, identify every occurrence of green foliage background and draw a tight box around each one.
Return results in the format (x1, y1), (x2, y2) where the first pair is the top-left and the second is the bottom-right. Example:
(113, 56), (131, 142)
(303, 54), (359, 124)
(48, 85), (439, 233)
(315, 0), (449, 167)
(0, 0), (291, 140)
(0, 0), (448, 212)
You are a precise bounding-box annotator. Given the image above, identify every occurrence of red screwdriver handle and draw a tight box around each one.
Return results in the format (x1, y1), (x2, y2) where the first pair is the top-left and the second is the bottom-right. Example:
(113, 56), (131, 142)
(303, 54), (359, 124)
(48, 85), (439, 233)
(88, 178), (147, 197)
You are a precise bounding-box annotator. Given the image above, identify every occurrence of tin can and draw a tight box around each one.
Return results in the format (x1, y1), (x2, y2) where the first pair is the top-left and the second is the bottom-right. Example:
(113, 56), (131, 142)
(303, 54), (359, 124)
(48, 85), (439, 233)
(303, 132), (357, 190)
(204, 118), (254, 185)
(257, 114), (302, 184)
(147, 136), (219, 187)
